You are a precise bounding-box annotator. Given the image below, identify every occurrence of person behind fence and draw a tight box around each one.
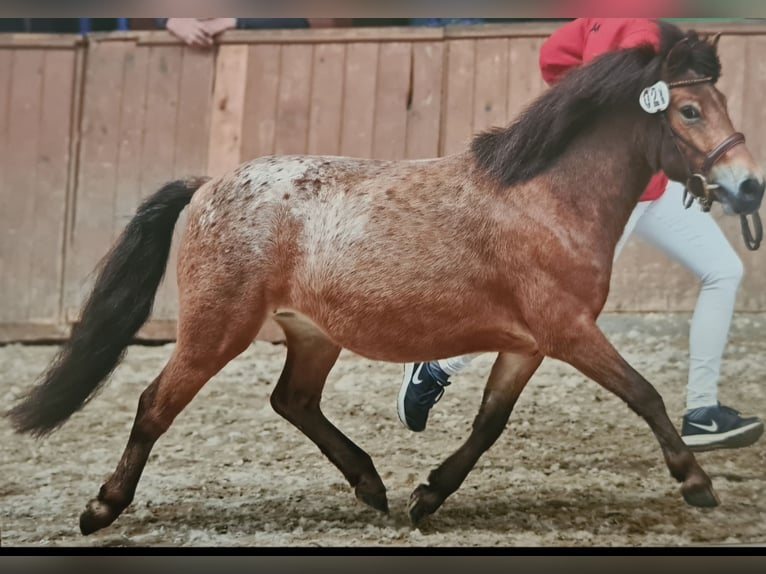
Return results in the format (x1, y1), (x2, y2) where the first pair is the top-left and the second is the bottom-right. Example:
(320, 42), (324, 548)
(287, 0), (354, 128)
(157, 18), (351, 48)
(396, 17), (765, 453)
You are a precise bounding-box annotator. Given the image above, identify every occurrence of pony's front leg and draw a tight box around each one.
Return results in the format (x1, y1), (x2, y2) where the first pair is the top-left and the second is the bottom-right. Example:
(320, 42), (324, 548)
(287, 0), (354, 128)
(270, 312), (389, 513)
(409, 351), (542, 525)
(548, 316), (719, 508)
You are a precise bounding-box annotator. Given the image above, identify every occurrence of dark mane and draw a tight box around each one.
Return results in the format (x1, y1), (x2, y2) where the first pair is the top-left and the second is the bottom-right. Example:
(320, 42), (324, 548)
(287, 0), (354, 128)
(471, 21), (722, 187)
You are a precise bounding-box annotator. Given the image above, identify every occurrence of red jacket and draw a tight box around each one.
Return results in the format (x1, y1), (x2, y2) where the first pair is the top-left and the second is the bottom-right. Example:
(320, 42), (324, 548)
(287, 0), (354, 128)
(539, 18), (667, 202)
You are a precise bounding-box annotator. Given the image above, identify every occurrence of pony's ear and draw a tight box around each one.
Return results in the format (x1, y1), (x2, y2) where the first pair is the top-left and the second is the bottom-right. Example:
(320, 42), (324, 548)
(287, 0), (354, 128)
(709, 32), (722, 50)
(665, 37), (691, 73)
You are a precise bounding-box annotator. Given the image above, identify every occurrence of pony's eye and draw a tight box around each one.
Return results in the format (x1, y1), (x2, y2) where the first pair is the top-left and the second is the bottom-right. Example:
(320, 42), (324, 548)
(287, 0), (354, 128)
(681, 105), (701, 120)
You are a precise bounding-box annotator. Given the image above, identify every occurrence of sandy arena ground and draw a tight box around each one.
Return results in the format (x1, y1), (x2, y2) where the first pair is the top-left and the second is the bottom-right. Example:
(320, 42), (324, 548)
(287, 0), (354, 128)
(2, 314), (765, 547)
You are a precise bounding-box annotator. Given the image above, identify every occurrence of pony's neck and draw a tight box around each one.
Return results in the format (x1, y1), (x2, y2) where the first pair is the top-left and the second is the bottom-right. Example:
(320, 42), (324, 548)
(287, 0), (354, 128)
(549, 110), (657, 248)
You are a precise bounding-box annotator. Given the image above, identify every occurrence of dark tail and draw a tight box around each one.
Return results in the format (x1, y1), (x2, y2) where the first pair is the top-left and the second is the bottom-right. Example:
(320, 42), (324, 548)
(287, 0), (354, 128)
(7, 177), (210, 436)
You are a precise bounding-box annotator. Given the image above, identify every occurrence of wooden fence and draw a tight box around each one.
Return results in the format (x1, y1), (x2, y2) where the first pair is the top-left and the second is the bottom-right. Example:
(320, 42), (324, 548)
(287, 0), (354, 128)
(2, 23), (766, 342)
(0, 35), (83, 341)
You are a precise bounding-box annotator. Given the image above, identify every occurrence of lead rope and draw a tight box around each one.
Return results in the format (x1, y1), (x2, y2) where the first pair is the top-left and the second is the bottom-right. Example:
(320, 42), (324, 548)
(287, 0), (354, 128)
(741, 212), (763, 251)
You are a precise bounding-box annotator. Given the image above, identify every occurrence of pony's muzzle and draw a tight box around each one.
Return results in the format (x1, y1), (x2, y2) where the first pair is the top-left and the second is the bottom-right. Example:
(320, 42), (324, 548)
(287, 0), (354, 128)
(738, 177), (765, 213)
(721, 176), (766, 215)
(712, 173), (764, 215)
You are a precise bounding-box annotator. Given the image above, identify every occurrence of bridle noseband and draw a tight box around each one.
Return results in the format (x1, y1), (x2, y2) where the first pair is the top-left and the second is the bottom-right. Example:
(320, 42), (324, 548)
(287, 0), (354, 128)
(661, 76), (761, 250)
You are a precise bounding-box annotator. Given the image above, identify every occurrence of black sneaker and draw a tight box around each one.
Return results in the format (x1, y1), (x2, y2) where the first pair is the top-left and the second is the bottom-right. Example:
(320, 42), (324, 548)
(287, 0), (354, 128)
(681, 404), (764, 452)
(397, 362), (451, 432)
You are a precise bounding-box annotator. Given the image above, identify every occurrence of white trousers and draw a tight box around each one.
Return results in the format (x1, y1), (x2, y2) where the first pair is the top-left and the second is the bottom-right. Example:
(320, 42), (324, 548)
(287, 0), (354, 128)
(437, 181), (743, 411)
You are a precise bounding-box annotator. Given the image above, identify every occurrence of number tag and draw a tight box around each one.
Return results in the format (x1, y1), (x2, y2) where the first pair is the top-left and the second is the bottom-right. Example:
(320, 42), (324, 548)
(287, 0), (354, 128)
(639, 81), (670, 114)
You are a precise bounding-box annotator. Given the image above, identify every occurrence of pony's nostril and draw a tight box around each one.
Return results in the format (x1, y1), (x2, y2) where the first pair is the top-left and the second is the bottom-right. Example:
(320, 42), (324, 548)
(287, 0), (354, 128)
(739, 178), (765, 200)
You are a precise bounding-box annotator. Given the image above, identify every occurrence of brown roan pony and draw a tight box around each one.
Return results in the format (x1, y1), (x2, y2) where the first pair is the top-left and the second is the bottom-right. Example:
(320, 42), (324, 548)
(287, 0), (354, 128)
(8, 23), (765, 535)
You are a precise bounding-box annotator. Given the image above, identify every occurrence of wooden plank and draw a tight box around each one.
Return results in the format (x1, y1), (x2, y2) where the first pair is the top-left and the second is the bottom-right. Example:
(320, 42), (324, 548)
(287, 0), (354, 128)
(1, 49), (45, 323)
(715, 35), (747, 129)
(473, 38), (510, 134)
(133, 45), (184, 321)
(240, 44), (280, 162)
(658, 22), (766, 35)
(0, 34), (84, 48)
(208, 44), (248, 176)
(371, 42), (411, 160)
(55, 45), (85, 335)
(340, 42), (378, 158)
(65, 41), (129, 319)
(0, 49), (12, 169)
(405, 41), (444, 159)
(507, 37), (547, 123)
(89, 32), (143, 43)
(445, 23), (558, 39)
(307, 43), (346, 156)
(741, 36), (766, 162)
(173, 47), (215, 178)
(112, 44), (150, 239)
(63, 45), (85, 249)
(734, 34), (766, 311)
(138, 45), (183, 198)
(25, 49), (76, 324)
(441, 40), (476, 156)
(0, 322), (71, 343)
(274, 44), (313, 155)
(136, 27), (445, 46)
(0, 49), (16, 327)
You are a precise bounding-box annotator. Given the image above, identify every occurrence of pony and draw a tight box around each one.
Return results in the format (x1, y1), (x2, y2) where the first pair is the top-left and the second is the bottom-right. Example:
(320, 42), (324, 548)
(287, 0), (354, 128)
(8, 22), (764, 534)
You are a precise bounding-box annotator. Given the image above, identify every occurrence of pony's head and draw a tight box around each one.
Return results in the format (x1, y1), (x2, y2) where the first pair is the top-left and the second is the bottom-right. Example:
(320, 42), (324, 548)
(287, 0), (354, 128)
(653, 23), (763, 215)
(471, 22), (763, 217)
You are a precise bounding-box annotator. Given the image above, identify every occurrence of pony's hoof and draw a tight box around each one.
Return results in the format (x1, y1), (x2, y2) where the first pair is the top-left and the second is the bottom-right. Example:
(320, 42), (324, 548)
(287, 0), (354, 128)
(356, 488), (389, 514)
(408, 484), (443, 526)
(355, 482), (389, 514)
(681, 480), (720, 508)
(79, 498), (120, 535)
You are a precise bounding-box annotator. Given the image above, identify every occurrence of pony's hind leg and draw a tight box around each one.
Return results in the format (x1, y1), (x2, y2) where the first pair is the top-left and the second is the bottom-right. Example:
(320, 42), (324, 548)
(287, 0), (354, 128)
(270, 312), (389, 513)
(78, 294), (265, 535)
(409, 351), (543, 525)
(549, 317), (718, 508)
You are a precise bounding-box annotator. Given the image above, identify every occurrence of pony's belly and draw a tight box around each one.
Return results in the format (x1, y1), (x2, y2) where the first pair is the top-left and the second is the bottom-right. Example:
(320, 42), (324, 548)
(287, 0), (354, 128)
(274, 307), (537, 363)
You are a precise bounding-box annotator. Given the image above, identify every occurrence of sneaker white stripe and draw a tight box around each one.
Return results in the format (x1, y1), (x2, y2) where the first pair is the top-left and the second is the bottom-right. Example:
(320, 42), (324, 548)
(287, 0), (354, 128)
(687, 420), (719, 432)
(682, 421), (763, 446)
